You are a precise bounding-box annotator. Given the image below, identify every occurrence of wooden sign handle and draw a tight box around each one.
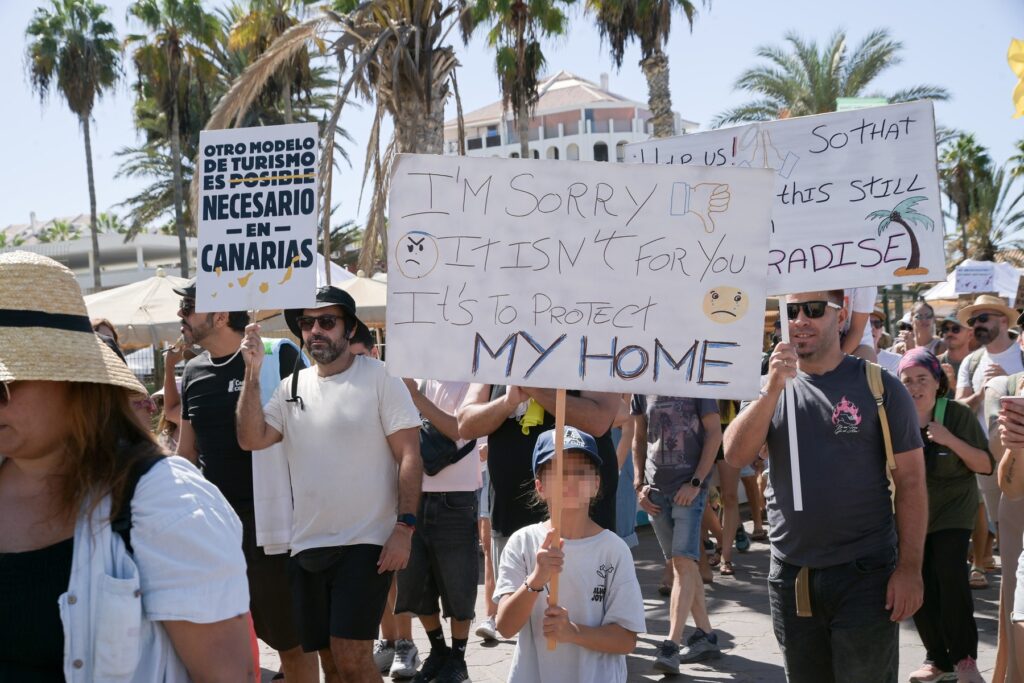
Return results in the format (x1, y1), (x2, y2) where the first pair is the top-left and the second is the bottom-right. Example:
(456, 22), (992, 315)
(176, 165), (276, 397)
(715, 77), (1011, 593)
(546, 388), (566, 651)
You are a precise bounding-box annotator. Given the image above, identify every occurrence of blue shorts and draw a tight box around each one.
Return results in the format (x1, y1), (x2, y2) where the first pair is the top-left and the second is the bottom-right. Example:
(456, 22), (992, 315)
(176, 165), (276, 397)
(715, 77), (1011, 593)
(649, 488), (708, 561)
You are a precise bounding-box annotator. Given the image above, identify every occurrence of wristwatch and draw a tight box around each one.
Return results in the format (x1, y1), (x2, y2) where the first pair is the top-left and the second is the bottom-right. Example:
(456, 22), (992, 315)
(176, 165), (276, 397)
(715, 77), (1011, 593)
(690, 477), (702, 488)
(397, 513), (417, 529)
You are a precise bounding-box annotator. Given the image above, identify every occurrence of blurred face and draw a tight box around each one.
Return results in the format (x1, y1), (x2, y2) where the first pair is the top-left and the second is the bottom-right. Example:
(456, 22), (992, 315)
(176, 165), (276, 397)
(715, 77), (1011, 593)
(0, 380), (72, 461)
(350, 342), (378, 359)
(870, 317), (884, 347)
(177, 298), (215, 346)
(785, 292), (846, 360)
(299, 306), (351, 364)
(900, 365), (939, 418)
(912, 304), (934, 334)
(969, 309), (1007, 346)
(536, 452), (601, 510)
(939, 319), (968, 350)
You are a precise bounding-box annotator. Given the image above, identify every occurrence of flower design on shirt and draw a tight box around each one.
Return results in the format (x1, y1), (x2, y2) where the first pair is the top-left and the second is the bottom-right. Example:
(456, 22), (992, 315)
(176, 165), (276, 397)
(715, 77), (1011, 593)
(831, 396), (862, 435)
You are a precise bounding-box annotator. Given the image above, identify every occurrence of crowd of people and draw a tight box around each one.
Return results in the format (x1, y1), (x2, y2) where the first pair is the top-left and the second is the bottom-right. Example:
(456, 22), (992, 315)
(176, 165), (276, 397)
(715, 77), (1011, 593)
(2, 252), (1024, 683)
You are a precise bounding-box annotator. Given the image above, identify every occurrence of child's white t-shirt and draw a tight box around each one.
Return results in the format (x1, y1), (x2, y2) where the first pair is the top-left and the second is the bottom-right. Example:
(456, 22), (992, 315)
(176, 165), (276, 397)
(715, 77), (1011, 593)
(495, 523), (647, 683)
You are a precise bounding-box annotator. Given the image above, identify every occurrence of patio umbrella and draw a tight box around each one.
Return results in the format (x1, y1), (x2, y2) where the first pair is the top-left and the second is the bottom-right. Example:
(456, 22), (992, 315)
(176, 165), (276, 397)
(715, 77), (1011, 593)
(84, 271), (189, 349)
(337, 272), (386, 326)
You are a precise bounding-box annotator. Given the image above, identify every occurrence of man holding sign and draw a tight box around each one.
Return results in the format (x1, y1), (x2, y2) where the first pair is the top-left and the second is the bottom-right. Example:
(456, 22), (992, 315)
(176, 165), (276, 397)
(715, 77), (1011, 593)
(725, 290), (927, 683)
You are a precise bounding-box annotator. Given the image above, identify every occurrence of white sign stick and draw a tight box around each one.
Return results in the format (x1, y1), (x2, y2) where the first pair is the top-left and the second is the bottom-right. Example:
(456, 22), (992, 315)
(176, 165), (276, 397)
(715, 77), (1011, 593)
(778, 300), (803, 511)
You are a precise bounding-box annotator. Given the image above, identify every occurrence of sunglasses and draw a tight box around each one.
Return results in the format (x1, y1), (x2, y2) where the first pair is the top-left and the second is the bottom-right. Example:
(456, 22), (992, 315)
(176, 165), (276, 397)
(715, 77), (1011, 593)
(870, 319), (885, 329)
(785, 301), (842, 320)
(296, 314), (343, 332)
(940, 324), (962, 335)
(178, 299), (196, 316)
(913, 313), (933, 321)
(967, 312), (1004, 327)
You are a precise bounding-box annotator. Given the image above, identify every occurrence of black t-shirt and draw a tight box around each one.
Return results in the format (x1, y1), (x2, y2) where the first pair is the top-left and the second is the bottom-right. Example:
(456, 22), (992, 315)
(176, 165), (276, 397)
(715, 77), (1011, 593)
(486, 386), (618, 537)
(181, 343), (298, 510)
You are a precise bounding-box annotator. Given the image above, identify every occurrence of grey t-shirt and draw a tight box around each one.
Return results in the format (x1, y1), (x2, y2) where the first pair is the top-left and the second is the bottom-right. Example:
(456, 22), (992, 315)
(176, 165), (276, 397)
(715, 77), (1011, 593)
(630, 395), (719, 496)
(762, 356), (922, 568)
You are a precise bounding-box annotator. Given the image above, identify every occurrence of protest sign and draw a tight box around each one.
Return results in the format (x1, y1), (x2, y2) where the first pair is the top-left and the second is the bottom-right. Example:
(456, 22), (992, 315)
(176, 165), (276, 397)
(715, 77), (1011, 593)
(955, 262), (996, 293)
(196, 122), (319, 312)
(386, 154), (775, 399)
(627, 101), (944, 294)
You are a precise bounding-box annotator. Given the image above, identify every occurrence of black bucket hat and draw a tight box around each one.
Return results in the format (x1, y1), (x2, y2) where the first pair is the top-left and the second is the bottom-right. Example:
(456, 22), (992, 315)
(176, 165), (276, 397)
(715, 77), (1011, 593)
(172, 276), (196, 298)
(284, 285), (360, 338)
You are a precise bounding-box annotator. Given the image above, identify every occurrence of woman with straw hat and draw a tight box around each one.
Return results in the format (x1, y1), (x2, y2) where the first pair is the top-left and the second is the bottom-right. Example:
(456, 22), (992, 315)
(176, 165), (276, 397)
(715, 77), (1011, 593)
(0, 252), (252, 681)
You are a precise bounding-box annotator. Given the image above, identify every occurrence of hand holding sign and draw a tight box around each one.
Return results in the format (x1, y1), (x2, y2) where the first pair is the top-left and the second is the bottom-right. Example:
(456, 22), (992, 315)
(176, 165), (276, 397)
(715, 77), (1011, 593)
(241, 323), (265, 373)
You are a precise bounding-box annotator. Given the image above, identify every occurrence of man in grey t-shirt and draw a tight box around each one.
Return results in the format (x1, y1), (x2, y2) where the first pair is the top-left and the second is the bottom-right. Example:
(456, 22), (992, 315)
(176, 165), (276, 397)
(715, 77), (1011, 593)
(725, 289), (927, 683)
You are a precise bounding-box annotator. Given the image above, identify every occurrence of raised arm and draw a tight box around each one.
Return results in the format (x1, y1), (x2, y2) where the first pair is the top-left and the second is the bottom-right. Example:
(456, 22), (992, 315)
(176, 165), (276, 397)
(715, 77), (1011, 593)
(458, 383), (521, 440)
(235, 324), (283, 452)
(997, 398), (1024, 500)
(521, 388), (619, 437)
(404, 379), (459, 441)
(725, 342), (796, 468)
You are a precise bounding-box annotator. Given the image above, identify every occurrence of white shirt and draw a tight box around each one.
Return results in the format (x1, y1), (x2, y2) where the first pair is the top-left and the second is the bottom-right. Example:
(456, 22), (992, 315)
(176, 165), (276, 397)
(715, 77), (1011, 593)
(957, 341), (1024, 432)
(60, 456), (248, 682)
(495, 524), (646, 683)
(420, 379), (482, 492)
(264, 355), (421, 553)
(877, 349), (902, 376)
(844, 287), (878, 347)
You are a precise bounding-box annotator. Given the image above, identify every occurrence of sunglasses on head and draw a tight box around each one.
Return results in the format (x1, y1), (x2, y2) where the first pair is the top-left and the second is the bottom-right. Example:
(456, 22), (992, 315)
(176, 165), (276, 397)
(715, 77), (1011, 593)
(870, 319), (884, 329)
(178, 299), (196, 316)
(785, 301), (842, 320)
(940, 323), (962, 335)
(967, 312), (1004, 327)
(296, 314), (343, 332)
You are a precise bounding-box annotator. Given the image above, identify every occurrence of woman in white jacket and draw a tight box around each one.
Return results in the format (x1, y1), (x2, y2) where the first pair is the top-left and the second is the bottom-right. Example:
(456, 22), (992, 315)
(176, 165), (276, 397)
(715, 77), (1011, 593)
(0, 251), (251, 682)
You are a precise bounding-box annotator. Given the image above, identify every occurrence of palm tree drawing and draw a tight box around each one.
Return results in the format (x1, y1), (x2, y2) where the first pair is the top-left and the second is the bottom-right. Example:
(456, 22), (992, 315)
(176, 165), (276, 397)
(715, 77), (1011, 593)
(865, 196), (936, 276)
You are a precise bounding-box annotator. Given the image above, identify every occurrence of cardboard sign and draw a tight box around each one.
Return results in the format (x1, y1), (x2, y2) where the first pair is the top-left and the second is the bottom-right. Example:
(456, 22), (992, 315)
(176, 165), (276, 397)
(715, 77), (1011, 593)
(386, 154), (775, 399)
(196, 123), (319, 312)
(626, 101), (944, 295)
(955, 262), (996, 293)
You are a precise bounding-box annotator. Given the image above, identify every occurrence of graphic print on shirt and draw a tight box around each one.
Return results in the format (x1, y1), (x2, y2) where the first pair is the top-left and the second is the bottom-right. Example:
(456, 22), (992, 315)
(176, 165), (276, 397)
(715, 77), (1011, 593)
(651, 402), (700, 467)
(227, 378), (243, 393)
(592, 563), (615, 603)
(831, 396), (862, 435)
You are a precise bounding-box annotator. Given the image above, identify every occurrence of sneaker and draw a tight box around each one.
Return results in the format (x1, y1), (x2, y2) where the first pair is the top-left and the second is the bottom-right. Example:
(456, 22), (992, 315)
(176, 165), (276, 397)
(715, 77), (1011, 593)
(390, 639), (421, 679)
(652, 639), (680, 674)
(374, 640), (396, 673)
(434, 657), (471, 683)
(735, 527), (751, 553)
(474, 615), (498, 642)
(411, 649), (450, 683)
(679, 629), (722, 663)
(955, 657), (985, 683)
(909, 662), (957, 682)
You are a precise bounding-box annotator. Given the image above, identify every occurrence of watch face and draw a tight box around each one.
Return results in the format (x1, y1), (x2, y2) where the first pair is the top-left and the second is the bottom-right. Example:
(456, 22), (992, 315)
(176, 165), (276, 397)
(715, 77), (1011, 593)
(691, 478), (701, 487)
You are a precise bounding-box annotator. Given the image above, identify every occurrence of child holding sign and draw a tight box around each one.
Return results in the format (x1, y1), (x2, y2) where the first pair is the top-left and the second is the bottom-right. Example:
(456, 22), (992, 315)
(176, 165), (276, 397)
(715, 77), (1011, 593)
(494, 427), (645, 683)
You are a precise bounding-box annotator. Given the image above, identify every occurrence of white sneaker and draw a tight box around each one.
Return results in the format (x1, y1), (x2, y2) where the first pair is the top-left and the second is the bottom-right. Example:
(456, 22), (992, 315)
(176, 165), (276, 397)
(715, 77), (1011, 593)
(475, 616), (498, 641)
(390, 639), (421, 679)
(373, 639), (395, 673)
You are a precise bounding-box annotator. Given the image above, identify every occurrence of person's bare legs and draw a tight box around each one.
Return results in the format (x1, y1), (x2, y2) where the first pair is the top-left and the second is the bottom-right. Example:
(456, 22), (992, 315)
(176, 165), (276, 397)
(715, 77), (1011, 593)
(327, 637), (377, 683)
(685, 560), (713, 634)
(717, 462), (741, 566)
(479, 517), (497, 618)
(668, 556), (698, 643)
(380, 578), (414, 641)
(319, 647), (340, 683)
(970, 502), (987, 568)
(741, 474), (765, 536)
(277, 646), (319, 683)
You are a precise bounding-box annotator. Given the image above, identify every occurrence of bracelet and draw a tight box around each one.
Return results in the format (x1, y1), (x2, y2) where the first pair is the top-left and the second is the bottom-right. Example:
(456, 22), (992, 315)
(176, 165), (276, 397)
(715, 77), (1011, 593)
(524, 580), (545, 593)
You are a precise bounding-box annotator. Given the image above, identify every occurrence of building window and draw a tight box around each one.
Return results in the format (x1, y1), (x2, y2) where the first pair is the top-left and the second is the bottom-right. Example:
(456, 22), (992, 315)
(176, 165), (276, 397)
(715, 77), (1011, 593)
(510, 152), (520, 158)
(615, 141), (628, 162)
(566, 143), (579, 161)
(594, 142), (609, 162)
(546, 146), (559, 160)
(532, 149), (540, 159)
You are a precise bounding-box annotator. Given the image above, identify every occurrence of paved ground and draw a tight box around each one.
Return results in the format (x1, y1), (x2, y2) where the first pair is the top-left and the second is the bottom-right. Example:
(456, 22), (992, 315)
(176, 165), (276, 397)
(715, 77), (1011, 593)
(259, 523), (1001, 682)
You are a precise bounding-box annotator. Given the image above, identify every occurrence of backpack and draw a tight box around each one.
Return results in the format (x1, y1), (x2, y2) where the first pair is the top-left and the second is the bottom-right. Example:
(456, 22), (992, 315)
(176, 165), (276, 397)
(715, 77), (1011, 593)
(110, 454), (164, 555)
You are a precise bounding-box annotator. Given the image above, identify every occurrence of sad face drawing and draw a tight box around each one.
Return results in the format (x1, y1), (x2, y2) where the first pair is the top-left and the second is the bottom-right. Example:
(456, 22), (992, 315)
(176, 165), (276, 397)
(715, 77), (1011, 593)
(395, 230), (439, 279)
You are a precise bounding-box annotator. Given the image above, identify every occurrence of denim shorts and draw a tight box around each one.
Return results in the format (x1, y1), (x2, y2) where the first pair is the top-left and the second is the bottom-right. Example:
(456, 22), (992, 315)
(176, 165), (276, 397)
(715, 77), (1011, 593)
(1014, 547), (1024, 623)
(649, 487), (708, 561)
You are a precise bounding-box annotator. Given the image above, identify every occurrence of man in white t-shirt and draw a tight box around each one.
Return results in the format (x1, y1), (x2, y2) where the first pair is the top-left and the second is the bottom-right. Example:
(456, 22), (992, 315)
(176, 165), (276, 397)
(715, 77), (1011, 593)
(237, 286), (422, 683)
(955, 295), (1024, 431)
(395, 378), (481, 683)
(841, 287), (878, 361)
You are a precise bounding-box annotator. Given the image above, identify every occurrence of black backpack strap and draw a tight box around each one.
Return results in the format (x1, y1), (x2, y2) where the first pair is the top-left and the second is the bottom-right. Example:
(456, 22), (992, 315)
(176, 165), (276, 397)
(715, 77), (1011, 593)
(286, 341), (306, 410)
(111, 455), (164, 555)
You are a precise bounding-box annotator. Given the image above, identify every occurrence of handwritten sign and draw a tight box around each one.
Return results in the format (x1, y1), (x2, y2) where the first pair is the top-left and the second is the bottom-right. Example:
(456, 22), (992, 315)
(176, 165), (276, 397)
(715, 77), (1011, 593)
(955, 262), (996, 293)
(627, 101), (944, 294)
(196, 122), (319, 312)
(386, 154), (775, 398)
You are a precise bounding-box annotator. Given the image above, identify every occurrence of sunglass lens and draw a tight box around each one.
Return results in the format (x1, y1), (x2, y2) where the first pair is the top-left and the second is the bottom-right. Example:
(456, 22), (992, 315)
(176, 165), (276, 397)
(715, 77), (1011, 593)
(318, 316), (337, 331)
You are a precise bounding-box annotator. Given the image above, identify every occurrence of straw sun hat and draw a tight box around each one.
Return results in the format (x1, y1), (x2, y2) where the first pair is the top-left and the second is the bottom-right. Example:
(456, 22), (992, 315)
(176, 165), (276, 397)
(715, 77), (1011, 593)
(956, 293), (1020, 326)
(0, 251), (147, 395)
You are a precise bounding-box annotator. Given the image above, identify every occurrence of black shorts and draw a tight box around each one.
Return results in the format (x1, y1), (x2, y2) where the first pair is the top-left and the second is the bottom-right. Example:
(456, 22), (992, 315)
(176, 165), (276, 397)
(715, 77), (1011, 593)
(395, 491), (479, 621)
(288, 544), (392, 650)
(238, 506), (301, 652)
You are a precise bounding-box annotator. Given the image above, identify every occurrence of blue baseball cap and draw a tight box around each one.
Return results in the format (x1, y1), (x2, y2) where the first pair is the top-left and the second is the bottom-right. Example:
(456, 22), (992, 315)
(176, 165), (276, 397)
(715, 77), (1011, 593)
(532, 426), (602, 476)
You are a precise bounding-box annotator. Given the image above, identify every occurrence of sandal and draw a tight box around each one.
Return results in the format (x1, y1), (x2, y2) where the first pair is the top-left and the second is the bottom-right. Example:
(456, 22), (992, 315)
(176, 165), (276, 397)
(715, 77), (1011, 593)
(720, 561), (735, 576)
(750, 529), (769, 542)
(968, 568), (989, 590)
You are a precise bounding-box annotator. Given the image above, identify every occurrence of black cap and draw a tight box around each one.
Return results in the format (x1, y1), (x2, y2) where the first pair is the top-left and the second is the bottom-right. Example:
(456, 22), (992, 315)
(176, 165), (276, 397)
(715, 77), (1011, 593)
(172, 277), (196, 298)
(284, 285), (360, 338)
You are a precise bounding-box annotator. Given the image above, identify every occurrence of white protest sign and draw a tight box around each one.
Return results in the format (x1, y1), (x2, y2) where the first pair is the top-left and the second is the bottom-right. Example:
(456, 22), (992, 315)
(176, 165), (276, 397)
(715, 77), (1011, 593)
(627, 101), (944, 294)
(386, 154), (775, 399)
(196, 122), (319, 312)
(955, 262), (995, 293)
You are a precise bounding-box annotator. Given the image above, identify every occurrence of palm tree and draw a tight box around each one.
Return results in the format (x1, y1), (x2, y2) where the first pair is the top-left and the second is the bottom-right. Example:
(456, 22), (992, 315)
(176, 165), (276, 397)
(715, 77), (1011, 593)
(962, 165), (1024, 261)
(866, 196), (936, 276)
(940, 133), (992, 260)
(203, 0), (468, 272)
(126, 0), (219, 277)
(96, 211), (128, 234)
(0, 233), (26, 249)
(39, 219), (83, 244)
(1010, 138), (1024, 178)
(589, 0), (705, 138)
(469, 0), (570, 157)
(26, 0), (121, 289)
(713, 28), (949, 127)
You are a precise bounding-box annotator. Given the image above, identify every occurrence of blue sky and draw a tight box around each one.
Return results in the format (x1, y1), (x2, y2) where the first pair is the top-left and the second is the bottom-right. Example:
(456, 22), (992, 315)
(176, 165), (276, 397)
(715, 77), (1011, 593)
(2, 0), (1022, 231)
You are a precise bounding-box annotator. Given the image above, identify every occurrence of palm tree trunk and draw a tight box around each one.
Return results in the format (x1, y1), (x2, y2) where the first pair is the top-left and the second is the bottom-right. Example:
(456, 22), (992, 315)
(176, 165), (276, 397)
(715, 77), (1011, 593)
(283, 79), (294, 124)
(893, 216), (922, 269)
(395, 82), (447, 154)
(640, 46), (674, 139)
(170, 99), (189, 278)
(81, 114), (102, 290)
(518, 100), (530, 159)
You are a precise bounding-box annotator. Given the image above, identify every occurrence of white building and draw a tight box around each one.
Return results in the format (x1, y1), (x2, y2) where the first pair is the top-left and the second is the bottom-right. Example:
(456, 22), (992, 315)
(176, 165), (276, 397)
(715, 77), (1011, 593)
(443, 70), (698, 162)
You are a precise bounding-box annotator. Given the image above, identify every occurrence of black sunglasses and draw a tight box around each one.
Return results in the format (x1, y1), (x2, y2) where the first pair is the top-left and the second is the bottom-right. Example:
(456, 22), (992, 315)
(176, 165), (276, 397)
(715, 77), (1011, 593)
(296, 314), (342, 332)
(913, 313), (933, 321)
(178, 298), (196, 316)
(967, 312), (1004, 327)
(870, 319), (884, 329)
(940, 324), (962, 335)
(786, 301), (842, 320)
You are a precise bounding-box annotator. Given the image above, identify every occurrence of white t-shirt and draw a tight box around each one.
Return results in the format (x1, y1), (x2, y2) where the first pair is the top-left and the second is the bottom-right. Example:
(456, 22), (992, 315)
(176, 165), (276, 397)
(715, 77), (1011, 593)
(877, 349), (902, 376)
(495, 524), (646, 683)
(420, 379), (482, 492)
(957, 342), (1024, 432)
(844, 287), (877, 347)
(264, 355), (421, 553)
